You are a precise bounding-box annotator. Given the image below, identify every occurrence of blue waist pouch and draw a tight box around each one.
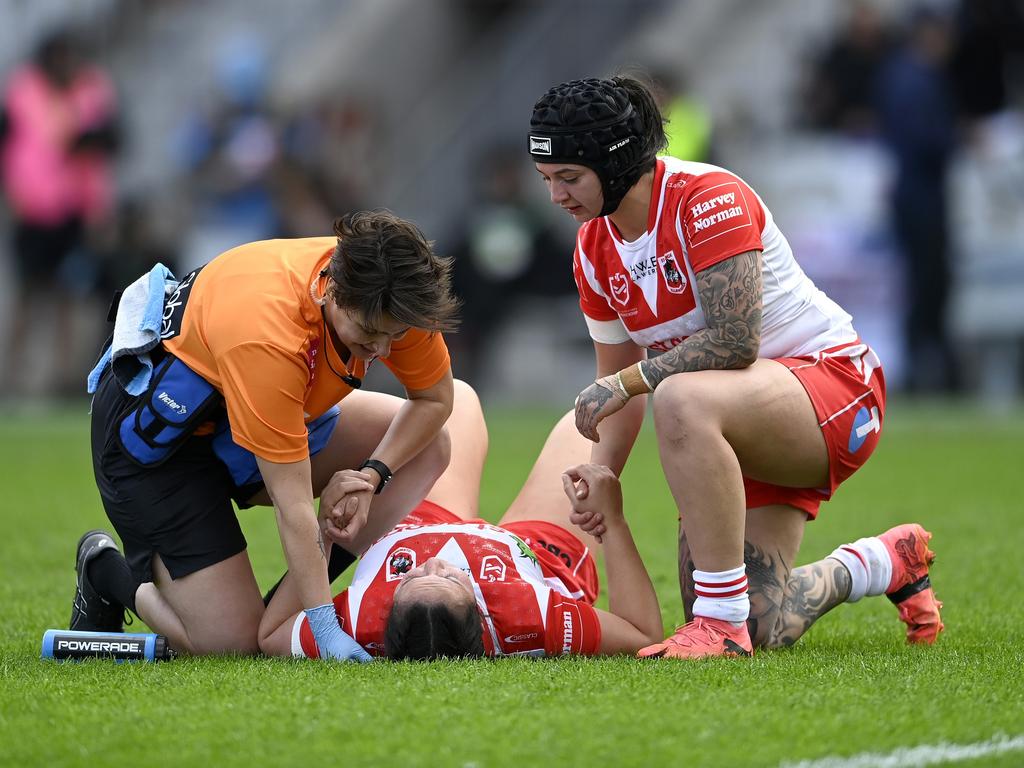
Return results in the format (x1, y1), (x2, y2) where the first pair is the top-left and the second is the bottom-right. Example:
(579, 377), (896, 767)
(117, 354), (223, 467)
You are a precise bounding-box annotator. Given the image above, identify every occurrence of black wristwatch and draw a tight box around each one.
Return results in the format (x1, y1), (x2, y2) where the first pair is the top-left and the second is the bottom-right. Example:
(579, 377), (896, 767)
(359, 459), (393, 495)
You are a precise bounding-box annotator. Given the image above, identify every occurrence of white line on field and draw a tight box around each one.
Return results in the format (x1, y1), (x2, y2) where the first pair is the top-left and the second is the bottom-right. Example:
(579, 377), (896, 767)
(780, 735), (1024, 768)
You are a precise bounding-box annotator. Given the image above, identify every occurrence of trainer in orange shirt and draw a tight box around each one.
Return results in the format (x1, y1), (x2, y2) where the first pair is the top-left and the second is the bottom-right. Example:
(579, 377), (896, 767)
(73, 211), (460, 661)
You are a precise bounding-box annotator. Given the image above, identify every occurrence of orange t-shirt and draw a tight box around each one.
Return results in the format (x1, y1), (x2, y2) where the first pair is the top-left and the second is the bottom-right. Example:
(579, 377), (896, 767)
(163, 237), (451, 463)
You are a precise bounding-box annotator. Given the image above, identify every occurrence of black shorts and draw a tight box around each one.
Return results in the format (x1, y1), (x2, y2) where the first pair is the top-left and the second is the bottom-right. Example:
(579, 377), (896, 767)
(90, 369), (251, 585)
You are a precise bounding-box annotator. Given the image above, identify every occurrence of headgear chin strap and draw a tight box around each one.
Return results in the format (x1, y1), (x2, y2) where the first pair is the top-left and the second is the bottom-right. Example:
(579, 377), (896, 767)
(528, 78), (648, 216)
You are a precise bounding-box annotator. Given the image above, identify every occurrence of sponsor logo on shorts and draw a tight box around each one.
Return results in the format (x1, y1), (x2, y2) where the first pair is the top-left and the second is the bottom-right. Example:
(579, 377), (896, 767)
(848, 406), (881, 453)
(479, 555), (507, 583)
(609, 273), (630, 306)
(529, 136), (552, 155)
(386, 547), (417, 581)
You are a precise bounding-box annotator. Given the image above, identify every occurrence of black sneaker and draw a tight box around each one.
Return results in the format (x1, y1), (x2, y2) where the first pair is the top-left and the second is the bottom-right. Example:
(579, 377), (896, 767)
(69, 530), (125, 632)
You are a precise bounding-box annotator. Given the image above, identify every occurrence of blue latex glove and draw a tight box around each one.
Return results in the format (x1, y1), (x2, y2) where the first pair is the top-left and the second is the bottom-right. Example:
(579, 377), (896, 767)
(305, 604), (372, 662)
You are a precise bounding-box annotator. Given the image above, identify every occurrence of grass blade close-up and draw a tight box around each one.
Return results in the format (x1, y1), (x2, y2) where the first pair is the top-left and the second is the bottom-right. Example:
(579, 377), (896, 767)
(1, 401), (1022, 767)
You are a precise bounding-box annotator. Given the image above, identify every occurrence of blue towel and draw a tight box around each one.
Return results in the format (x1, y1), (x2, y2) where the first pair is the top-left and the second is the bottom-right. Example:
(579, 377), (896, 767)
(87, 263), (177, 396)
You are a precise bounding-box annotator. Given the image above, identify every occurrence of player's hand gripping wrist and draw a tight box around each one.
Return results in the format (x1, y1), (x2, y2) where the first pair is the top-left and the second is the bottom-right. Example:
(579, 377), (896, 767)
(305, 603), (372, 662)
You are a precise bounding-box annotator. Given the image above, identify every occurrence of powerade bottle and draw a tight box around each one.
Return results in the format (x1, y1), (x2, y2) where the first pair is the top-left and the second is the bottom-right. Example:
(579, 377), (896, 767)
(41, 629), (176, 662)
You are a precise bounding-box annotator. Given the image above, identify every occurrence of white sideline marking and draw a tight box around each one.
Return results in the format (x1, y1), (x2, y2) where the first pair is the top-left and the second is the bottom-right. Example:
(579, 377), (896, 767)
(780, 735), (1024, 768)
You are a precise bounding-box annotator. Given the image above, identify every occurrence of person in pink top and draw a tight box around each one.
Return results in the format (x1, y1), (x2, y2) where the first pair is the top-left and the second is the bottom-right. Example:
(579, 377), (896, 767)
(1, 30), (119, 394)
(527, 76), (943, 658)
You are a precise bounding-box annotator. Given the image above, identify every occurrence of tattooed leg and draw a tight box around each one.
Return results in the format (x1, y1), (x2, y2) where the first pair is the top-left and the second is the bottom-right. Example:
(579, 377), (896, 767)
(673, 505), (853, 650)
(741, 505), (805, 648)
(678, 519), (696, 622)
(743, 540), (790, 648)
(677, 509), (800, 647)
(766, 559), (851, 649)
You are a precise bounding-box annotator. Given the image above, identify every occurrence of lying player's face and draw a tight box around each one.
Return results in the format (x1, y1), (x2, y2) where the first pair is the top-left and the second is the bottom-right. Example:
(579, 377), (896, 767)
(325, 302), (410, 360)
(535, 163), (603, 222)
(394, 557), (475, 610)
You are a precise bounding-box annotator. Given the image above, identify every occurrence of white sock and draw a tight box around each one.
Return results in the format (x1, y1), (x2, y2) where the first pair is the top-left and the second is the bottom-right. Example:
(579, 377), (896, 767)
(692, 564), (749, 625)
(827, 536), (892, 603)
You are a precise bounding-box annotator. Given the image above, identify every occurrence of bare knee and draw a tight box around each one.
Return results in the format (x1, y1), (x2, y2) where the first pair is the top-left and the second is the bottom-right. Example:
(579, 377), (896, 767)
(420, 421), (452, 478)
(257, 621), (292, 657)
(452, 378), (481, 413)
(652, 375), (720, 442)
(185, 599), (264, 656)
(188, 617), (262, 656)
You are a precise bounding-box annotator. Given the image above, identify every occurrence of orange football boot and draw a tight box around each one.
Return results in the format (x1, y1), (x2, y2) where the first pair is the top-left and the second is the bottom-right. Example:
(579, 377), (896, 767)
(638, 616), (753, 659)
(878, 523), (944, 644)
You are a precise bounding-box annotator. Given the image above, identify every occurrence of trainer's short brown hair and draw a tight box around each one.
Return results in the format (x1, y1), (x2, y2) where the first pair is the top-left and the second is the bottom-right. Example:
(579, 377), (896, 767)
(327, 210), (460, 333)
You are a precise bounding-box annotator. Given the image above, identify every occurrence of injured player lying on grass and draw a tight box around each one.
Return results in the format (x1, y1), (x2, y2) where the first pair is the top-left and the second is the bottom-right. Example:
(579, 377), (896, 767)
(259, 381), (942, 661)
(258, 381), (665, 659)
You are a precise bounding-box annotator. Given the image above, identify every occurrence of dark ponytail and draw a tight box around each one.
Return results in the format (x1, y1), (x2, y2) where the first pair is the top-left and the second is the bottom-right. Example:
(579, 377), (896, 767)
(610, 75), (668, 167)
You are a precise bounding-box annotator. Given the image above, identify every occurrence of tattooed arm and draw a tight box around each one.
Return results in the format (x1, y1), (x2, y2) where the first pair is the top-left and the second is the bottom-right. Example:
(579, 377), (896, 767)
(640, 250), (763, 388)
(573, 251), (762, 443)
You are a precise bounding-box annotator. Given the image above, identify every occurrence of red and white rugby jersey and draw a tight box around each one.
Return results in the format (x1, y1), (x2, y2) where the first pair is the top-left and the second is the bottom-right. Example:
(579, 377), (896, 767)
(291, 521), (601, 658)
(573, 157), (859, 357)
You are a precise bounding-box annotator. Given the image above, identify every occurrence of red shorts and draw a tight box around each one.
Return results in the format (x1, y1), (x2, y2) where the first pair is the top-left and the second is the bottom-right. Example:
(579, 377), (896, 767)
(744, 342), (886, 519)
(401, 500), (600, 604)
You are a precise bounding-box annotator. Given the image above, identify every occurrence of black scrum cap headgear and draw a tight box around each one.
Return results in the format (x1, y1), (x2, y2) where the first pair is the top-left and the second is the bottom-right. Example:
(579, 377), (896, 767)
(528, 78), (649, 217)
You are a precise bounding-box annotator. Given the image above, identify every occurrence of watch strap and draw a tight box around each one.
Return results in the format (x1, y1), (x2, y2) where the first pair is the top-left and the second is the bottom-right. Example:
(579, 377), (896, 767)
(359, 459), (393, 494)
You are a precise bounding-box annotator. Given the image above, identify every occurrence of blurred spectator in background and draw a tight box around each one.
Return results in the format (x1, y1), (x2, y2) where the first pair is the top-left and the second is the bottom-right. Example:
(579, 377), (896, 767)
(447, 143), (571, 384)
(804, 2), (892, 137)
(951, 0), (1024, 124)
(647, 66), (713, 162)
(876, 8), (959, 393)
(172, 34), (282, 271)
(90, 197), (180, 297)
(950, 0), (1024, 221)
(277, 94), (380, 237)
(0, 29), (120, 397)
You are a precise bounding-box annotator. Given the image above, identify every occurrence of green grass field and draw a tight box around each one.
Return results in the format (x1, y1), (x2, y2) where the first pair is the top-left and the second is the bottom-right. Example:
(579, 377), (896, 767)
(1, 401), (1023, 767)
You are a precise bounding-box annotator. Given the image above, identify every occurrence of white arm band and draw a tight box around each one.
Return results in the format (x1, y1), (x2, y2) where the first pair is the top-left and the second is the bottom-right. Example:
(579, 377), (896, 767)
(585, 316), (631, 345)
